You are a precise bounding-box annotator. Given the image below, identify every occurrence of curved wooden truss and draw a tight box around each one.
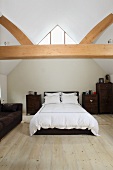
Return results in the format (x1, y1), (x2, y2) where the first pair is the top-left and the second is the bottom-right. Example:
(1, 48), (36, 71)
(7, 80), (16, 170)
(0, 14), (113, 59)
(80, 13), (113, 44)
(0, 15), (33, 45)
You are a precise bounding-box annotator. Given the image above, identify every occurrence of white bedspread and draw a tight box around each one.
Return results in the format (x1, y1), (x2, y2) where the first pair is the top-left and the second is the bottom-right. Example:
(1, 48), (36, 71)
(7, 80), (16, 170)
(29, 103), (99, 136)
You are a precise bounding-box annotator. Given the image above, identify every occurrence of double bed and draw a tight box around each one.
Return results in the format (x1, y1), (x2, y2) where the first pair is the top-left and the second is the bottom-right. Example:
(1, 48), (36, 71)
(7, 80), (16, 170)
(29, 91), (99, 136)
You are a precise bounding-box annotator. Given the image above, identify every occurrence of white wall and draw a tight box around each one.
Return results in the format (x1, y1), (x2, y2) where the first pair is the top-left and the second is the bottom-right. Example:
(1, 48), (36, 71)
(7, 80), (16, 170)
(7, 59), (106, 112)
(110, 74), (113, 82)
(0, 74), (7, 103)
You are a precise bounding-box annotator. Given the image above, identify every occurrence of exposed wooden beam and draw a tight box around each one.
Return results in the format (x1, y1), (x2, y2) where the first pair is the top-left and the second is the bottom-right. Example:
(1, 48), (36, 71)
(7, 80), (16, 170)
(0, 14), (113, 60)
(80, 13), (113, 44)
(0, 15), (33, 45)
(0, 45), (113, 59)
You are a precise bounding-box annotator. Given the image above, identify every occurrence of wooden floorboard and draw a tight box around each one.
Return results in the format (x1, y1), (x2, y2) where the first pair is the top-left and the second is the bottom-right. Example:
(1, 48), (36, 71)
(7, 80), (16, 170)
(0, 114), (113, 170)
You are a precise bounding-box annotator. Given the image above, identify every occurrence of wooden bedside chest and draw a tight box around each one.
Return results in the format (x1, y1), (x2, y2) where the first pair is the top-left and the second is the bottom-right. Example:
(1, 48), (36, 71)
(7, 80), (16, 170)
(82, 94), (98, 114)
(26, 94), (41, 115)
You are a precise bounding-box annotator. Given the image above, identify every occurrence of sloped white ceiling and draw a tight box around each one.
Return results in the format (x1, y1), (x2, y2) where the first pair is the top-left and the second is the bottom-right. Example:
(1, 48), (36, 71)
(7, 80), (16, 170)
(0, 60), (22, 75)
(0, 0), (113, 75)
(94, 24), (113, 74)
(1, 0), (113, 44)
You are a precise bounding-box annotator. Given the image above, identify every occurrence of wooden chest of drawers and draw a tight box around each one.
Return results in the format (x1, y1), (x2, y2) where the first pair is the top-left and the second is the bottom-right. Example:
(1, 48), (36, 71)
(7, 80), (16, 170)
(26, 94), (41, 115)
(96, 83), (113, 113)
(82, 94), (98, 114)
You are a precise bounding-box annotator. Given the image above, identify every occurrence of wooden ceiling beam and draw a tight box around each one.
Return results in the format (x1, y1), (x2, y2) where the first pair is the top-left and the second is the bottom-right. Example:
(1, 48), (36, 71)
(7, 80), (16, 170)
(0, 15), (33, 45)
(80, 13), (113, 44)
(0, 44), (113, 59)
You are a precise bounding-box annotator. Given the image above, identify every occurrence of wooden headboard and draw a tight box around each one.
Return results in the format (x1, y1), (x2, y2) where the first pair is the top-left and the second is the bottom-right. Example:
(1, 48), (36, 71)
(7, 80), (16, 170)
(44, 91), (79, 103)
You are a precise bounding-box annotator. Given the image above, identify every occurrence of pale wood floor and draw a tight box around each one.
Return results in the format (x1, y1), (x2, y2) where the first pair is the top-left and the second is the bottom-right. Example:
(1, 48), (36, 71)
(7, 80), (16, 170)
(0, 114), (113, 170)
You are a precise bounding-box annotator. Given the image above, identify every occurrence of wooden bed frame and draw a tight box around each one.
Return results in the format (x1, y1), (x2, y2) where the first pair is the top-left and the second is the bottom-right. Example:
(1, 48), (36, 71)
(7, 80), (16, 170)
(34, 91), (93, 136)
(34, 128), (93, 135)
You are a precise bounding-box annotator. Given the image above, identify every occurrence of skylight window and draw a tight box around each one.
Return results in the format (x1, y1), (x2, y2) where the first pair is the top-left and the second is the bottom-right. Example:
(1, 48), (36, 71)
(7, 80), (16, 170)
(39, 25), (75, 45)
(51, 26), (64, 44)
(39, 33), (50, 45)
(65, 33), (76, 44)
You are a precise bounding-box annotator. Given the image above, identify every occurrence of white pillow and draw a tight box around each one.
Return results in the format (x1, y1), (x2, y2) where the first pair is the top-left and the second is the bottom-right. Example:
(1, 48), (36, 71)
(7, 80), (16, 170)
(45, 92), (61, 96)
(44, 95), (60, 104)
(62, 95), (78, 104)
(62, 92), (77, 96)
(61, 92), (77, 102)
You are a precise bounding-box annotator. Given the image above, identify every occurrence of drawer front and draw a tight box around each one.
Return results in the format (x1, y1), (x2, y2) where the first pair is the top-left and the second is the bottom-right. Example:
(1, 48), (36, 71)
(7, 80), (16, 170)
(85, 105), (98, 114)
(27, 108), (37, 115)
(83, 95), (98, 105)
(97, 83), (112, 90)
(99, 96), (112, 105)
(100, 104), (112, 113)
(27, 95), (41, 103)
(27, 102), (40, 110)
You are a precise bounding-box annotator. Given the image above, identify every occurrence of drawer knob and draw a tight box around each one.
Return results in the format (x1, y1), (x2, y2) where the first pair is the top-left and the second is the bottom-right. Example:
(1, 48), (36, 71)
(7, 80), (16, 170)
(90, 99), (93, 102)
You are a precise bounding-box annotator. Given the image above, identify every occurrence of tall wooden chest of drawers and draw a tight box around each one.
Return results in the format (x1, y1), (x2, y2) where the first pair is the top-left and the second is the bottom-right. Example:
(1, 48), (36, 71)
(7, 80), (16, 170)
(96, 83), (113, 113)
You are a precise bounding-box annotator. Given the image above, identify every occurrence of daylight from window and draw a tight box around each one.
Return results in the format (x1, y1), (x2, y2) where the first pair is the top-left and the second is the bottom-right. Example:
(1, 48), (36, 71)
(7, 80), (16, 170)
(39, 25), (75, 45)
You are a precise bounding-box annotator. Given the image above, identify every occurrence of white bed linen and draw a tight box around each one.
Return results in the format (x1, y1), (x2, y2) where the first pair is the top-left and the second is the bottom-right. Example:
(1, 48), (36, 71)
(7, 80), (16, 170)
(29, 103), (99, 136)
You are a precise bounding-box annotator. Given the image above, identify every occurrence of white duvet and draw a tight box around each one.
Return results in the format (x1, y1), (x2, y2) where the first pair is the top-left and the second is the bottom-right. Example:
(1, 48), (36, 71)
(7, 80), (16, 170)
(29, 103), (99, 136)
